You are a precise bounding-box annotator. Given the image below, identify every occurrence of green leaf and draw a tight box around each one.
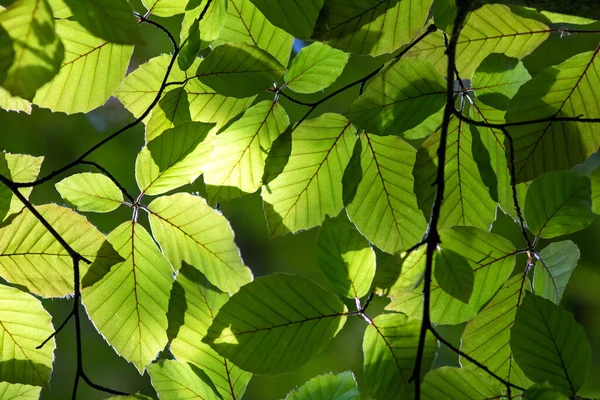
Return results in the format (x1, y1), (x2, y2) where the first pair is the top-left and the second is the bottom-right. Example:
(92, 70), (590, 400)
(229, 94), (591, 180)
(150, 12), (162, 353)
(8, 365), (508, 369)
(375, 245), (427, 296)
(510, 293), (591, 396)
(63, 0), (142, 45)
(421, 367), (504, 400)
(0, 204), (122, 298)
(313, 0), (433, 56)
(216, 0), (294, 66)
(148, 193), (253, 294)
(178, 18), (200, 71)
(168, 264), (251, 400)
(363, 313), (437, 399)
(524, 171), (594, 239)
(82, 221), (173, 373)
(533, 241), (579, 304)
(55, 172), (124, 213)
(506, 50), (600, 181)
(591, 166), (600, 214)
(345, 133), (426, 254)
(204, 274), (347, 374)
(148, 360), (221, 399)
(145, 87), (192, 142)
(387, 227), (516, 324)
(204, 100), (290, 202)
(47, 0), (72, 18)
(181, 0), (228, 51)
(249, 0), (323, 39)
(0, 383), (41, 399)
(141, 0), (187, 17)
(433, 0), (456, 33)
(414, 117), (497, 230)
(284, 42), (348, 94)
(135, 122), (215, 197)
(195, 42), (286, 98)
(0, 86), (31, 113)
(286, 371), (359, 400)
(0, 152), (43, 222)
(460, 275), (532, 389)
(406, 4), (549, 77)
(262, 113), (357, 236)
(523, 383), (569, 400)
(434, 248), (473, 304)
(106, 395), (155, 400)
(0, 284), (55, 387)
(33, 20), (133, 114)
(316, 215), (376, 299)
(0, 0), (64, 100)
(345, 58), (445, 136)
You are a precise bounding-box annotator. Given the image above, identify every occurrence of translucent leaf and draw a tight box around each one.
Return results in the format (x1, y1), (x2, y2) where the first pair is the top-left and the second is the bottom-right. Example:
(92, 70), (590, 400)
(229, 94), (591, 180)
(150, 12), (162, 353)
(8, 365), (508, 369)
(178, 18), (200, 71)
(195, 42), (286, 98)
(0, 152), (43, 222)
(204, 100), (290, 203)
(316, 215), (376, 299)
(47, 0), (71, 18)
(345, 133), (426, 254)
(0, 86), (31, 113)
(313, 0), (433, 56)
(55, 172), (124, 213)
(136, 122), (215, 196)
(181, 0), (228, 50)
(523, 383), (569, 400)
(592, 166), (600, 214)
(363, 313), (437, 399)
(141, 0), (187, 17)
(284, 42), (348, 94)
(376, 245), (427, 296)
(82, 221), (173, 373)
(533, 241), (579, 304)
(460, 275), (532, 389)
(524, 171), (594, 239)
(510, 294), (591, 396)
(0, 284), (55, 387)
(148, 193), (253, 294)
(434, 248), (473, 304)
(0, 382), (41, 399)
(506, 50), (600, 181)
(216, 0), (294, 66)
(414, 117), (497, 230)
(345, 58), (445, 136)
(204, 274), (347, 374)
(63, 0), (142, 44)
(0, 0), (64, 100)
(249, 0), (323, 39)
(286, 371), (359, 400)
(388, 227), (516, 325)
(33, 20), (133, 114)
(147, 360), (221, 399)
(145, 87), (191, 142)
(406, 4), (549, 77)
(0, 204), (122, 298)
(168, 264), (251, 400)
(421, 367), (503, 400)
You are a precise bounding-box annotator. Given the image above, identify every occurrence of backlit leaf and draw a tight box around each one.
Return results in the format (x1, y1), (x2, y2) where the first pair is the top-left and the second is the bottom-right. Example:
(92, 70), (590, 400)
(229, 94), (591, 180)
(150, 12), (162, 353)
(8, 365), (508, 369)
(434, 248), (473, 304)
(0, 383), (41, 399)
(533, 241), (579, 304)
(147, 360), (221, 399)
(250, 0), (323, 39)
(421, 367), (503, 400)
(0, 152), (43, 222)
(0, 86), (31, 113)
(286, 371), (359, 400)
(204, 274), (347, 374)
(181, 0), (228, 51)
(56, 172), (124, 213)
(178, 18), (200, 71)
(141, 0), (187, 17)
(592, 166), (600, 214)
(376, 245), (427, 296)
(523, 383), (569, 400)
(145, 87), (191, 142)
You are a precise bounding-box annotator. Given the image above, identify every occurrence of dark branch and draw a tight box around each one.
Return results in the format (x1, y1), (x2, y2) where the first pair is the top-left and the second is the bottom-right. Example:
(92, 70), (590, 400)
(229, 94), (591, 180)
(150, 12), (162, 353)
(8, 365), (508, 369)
(36, 310), (74, 349)
(135, 13), (178, 52)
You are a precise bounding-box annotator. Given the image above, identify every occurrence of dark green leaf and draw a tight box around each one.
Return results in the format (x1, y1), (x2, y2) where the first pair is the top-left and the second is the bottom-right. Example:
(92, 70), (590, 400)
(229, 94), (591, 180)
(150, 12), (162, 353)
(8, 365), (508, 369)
(533, 241), (579, 304)
(147, 360), (221, 399)
(249, 0), (323, 39)
(434, 248), (473, 304)
(421, 367), (504, 399)
(286, 371), (359, 400)
(178, 18), (200, 71)
(523, 383), (569, 400)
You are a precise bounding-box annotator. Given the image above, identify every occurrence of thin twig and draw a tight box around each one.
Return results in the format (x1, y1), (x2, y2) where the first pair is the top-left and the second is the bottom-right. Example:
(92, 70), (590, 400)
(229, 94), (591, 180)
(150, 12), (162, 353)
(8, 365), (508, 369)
(135, 13), (178, 51)
(80, 161), (136, 204)
(36, 310), (74, 349)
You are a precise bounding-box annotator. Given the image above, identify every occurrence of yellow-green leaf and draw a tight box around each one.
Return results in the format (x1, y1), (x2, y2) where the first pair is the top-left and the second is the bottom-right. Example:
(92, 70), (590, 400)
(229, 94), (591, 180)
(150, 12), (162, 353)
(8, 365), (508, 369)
(56, 172), (124, 213)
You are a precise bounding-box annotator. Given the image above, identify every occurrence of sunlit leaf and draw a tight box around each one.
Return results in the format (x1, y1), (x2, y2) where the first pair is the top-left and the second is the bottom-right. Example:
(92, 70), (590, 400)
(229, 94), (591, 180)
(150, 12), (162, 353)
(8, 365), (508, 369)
(533, 241), (579, 304)
(284, 42), (348, 94)
(33, 20), (133, 114)
(141, 0), (187, 17)
(511, 293), (591, 396)
(313, 0), (433, 56)
(0, 86), (31, 113)
(181, 0), (228, 51)
(63, 0), (142, 44)
(195, 42), (286, 98)
(434, 248), (473, 304)
(363, 313), (437, 399)
(178, 18), (200, 71)
(0, 382), (41, 399)
(523, 383), (569, 400)
(82, 221), (173, 373)
(345, 58), (445, 136)
(345, 133), (426, 254)
(56, 172), (124, 213)
(148, 193), (253, 294)
(0, 284), (55, 387)
(460, 275), (532, 389)
(262, 113), (357, 236)
(0, 204), (122, 298)
(204, 100), (290, 202)
(286, 371), (359, 400)
(136, 122), (215, 196)
(47, 0), (71, 17)
(421, 367), (503, 400)
(524, 171), (594, 239)
(414, 117), (497, 230)
(375, 245), (427, 296)
(145, 87), (192, 142)
(168, 264), (251, 400)
(0, 152), (43, 222)
(148, 360), (221, 399)
(0, 0), (64, 100)
(204, 274), (347, 374)
(250, 0), (323, 39)
(506, 50), (600, 181)
(316, 215), (375, 299)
